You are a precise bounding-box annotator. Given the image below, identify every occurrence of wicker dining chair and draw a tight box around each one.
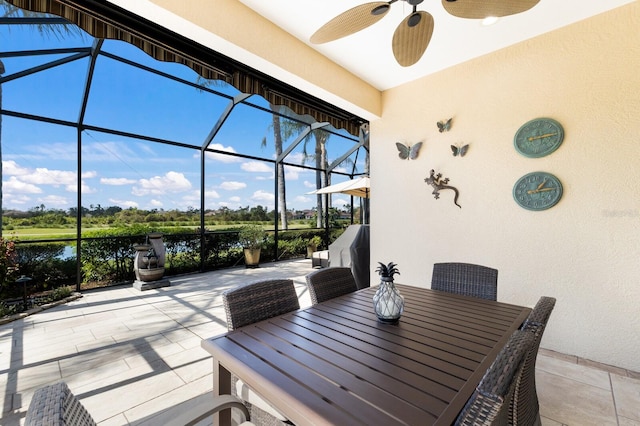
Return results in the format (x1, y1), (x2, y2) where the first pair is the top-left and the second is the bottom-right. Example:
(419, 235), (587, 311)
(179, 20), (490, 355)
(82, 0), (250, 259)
(222, 279), (300, 425)
(305, 267), (358, 305)
(455, 330), (535, 426)
(431, 262), (498, 301)
(25, 381), (253, 426)
(510, 296), (557, 426)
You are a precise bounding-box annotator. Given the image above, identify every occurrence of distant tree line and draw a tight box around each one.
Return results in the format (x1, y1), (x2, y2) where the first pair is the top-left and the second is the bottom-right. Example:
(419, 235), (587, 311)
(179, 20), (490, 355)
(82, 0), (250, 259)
(1, 204), (347, 231)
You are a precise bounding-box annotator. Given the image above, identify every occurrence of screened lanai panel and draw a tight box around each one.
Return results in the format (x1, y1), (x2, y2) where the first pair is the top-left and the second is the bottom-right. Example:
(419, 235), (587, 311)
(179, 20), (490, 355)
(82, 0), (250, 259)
(204, 154), (275, 213)
(84, 50), (232, 147)
(2, 55), (89, 122)
(275, 122), (362, 173)
(81, 131), (200, 213)
(1, 116), (78, 222)
(212, 101), (305, 159)
(331, 148), (367, 177)
(0, 17), (91, 51)
(4, 0), (366, 136)
(284, 164), (324, 211)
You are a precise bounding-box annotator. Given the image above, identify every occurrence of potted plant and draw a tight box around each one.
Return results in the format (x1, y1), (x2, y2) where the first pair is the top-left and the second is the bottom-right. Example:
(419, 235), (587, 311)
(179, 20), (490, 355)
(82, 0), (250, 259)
(306, 235), (323, 258)
(238, 224), (266, 268)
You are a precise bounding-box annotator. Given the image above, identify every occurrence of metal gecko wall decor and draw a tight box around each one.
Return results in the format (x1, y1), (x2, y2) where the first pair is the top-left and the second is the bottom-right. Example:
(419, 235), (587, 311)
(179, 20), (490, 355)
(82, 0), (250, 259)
(424, 169), (461, 208)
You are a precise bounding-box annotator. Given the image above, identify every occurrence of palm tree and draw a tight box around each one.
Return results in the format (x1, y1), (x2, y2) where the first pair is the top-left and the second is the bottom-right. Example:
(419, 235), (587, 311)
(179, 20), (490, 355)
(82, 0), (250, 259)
(262, 105), (308, 230)
(270, 112), (288, 229)
(310, 131), (329, 228)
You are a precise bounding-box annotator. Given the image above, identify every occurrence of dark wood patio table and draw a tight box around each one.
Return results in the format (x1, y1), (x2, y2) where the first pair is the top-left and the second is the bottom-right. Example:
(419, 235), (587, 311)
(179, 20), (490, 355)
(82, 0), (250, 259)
(201, 284), (531, 426)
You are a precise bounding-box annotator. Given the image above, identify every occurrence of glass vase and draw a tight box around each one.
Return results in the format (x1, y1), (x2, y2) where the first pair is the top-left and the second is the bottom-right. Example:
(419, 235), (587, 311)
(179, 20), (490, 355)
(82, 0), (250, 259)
(373, 278), (404, 324)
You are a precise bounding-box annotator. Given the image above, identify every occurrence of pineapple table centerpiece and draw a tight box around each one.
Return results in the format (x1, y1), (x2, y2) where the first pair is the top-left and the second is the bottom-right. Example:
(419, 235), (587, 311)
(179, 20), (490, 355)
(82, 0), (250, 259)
(373, 262), (405, 324)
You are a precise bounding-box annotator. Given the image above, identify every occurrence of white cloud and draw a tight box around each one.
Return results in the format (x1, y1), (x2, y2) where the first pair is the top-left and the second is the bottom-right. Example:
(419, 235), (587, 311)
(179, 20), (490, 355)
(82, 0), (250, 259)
(332, 198), (350, 208)
(83, 141), (138, 162)
(4, 176), (42, 194)
(241, 161), (272, 173)
(24, 168), (77, 185)
(133, 171), (192, 196)
(205, 189), (221, 199)
(4, 193), (31, 205)
(101, 177), (137, 185)
(82, 171), (98, 179)
(150, 199), (163, 207)
(65, 181), (95, 194)
(229, 196), (241, 203)
(284, 166), (300, 180)
(178, 190), (202, 209)
(38, 194), (69, 207)
(219, 181), (246, 191)
(286, 152), (306, 164)
(204, 143), (241, 163)
(109, 198), (139, 209)
(294, 196), (312, 204)
(31, 142), (77, 161)
(251, 190), (274, 202)
(303, 180), (316, 189)
(2, 160), (30, 176)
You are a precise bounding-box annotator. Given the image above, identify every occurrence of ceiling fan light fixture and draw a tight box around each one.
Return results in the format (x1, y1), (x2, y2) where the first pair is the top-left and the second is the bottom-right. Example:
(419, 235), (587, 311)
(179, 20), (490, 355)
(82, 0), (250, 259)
(482, 16), (499, 26)
(407, 12), (422, 27)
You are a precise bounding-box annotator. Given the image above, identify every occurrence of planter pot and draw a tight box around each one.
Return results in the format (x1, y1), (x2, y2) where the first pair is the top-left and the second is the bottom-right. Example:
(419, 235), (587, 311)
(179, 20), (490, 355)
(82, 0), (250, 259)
(306, 244), (317, 259)
(243, 248), (261, 268)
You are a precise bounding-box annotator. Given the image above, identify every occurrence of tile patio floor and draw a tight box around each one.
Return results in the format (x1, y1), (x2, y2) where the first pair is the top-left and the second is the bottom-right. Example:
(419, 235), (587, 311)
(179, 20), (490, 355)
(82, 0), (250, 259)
(1, 259), (638, 425)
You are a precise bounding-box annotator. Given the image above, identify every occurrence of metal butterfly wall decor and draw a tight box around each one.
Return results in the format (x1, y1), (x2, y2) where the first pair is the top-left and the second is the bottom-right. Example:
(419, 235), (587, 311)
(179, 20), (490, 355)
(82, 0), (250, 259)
(437, 118), (452, 133)
(451, 143), (469, 157)
(396, 141), (423, 160)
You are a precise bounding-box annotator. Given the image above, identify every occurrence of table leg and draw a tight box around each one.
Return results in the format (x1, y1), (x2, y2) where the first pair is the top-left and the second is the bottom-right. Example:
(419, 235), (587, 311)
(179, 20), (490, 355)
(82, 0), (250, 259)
(213, 358), (232, 426)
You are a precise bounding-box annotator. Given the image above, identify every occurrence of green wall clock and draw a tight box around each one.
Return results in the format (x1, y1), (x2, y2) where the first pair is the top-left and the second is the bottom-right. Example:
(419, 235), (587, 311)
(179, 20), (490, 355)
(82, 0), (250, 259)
(513, 172), (563, 211)
(514, 118), (564, 158)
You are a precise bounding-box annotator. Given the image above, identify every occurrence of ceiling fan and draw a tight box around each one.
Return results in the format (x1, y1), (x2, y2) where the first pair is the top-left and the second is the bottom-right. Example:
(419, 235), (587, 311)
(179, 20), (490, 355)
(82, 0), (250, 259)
(310, 0), (541, 67)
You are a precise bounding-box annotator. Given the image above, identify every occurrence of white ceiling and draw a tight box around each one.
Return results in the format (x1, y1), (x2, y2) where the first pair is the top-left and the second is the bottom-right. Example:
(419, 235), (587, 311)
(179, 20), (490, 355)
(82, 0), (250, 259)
(238, 0), (635, 91)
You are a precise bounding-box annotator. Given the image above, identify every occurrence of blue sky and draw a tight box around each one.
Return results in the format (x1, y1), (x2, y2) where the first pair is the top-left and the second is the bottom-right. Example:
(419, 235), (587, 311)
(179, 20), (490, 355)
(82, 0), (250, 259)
(1, 18), (363, 213)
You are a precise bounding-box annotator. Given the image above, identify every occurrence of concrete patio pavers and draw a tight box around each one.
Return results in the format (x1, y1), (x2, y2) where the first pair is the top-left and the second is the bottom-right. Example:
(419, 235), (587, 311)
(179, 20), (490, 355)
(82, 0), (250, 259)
(0, 258), (638, 425)
(0, 259), (312, 425)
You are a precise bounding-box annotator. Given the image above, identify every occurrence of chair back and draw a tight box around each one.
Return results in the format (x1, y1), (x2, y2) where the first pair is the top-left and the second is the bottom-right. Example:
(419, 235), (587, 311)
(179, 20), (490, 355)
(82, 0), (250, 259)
(511, 296), (556, 425)
(26, 382), (253, 426)
(305, 267), (358, 305)
(431, 262), (498, 301)
(223, 279), (299, 330)
(26, 382), (96, 426)
(455, 330), (534, 426)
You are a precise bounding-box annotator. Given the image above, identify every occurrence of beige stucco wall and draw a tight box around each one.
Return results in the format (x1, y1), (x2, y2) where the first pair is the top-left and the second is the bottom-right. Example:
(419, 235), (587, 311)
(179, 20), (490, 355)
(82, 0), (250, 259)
(371, 2), (640, 371)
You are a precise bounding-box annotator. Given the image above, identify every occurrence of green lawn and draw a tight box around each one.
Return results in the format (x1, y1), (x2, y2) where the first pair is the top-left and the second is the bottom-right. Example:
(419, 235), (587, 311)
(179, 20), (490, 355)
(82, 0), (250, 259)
(4, 222), (317, 240)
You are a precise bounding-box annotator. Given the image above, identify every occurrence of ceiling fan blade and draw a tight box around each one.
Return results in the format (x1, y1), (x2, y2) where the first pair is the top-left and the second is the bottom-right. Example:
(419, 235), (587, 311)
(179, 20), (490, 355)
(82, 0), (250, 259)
(441, 0), (540, 19)
(392, 11), (434, 67)
(311, 2), (391, 44)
